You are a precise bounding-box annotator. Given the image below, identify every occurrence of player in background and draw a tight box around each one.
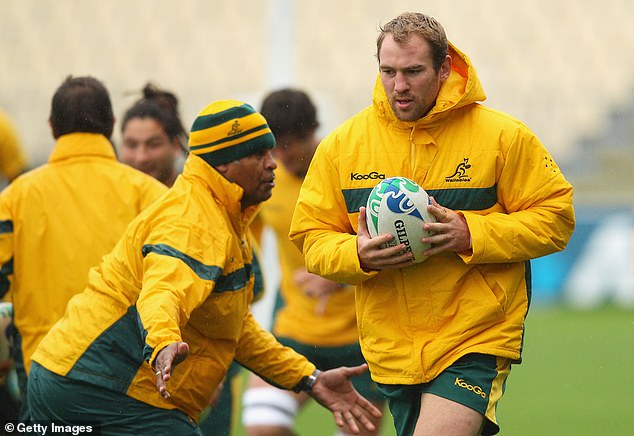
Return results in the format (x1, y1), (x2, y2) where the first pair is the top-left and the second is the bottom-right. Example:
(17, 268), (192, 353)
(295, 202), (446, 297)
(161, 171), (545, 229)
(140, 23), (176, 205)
(0, 108), (29, 186)
(0, 107), (29, 422)
(242, 89), (385, 436)
(290, 12), (575, 436)
(0, 76), (167, 420)
(120, 83), (187, 187)
(28, 100), (382, 435)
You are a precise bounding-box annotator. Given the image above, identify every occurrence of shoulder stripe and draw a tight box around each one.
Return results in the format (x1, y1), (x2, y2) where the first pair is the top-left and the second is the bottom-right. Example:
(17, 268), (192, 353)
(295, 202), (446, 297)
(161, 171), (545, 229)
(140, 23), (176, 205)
(141, 243), (252, 293)
(142, 243), (222, 281)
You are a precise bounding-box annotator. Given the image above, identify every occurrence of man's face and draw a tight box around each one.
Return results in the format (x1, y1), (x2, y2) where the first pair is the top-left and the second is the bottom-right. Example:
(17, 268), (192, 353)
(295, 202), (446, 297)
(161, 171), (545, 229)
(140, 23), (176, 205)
(220, 148), (277, 209)
(273, 131), (319, 179)
(379, 33), (451, 122)
(120, 117), (181, 186)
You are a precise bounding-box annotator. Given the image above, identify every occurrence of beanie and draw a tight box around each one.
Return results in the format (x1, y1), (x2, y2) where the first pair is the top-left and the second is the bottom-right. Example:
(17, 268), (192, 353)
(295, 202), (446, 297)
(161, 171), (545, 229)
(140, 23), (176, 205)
(188, 100), (276, 166)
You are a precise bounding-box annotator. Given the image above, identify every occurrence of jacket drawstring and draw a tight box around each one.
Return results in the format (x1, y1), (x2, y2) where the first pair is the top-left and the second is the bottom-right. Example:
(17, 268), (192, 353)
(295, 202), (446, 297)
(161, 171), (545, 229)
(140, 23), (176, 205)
(409, 125), (416, 176)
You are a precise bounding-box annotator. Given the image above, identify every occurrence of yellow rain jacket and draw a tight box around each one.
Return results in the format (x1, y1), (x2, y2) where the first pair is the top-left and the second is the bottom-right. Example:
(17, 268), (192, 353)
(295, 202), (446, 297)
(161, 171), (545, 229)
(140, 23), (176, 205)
(290, 42), (575, 385)
(32, 154), (315, 420)
(0, 133), (166, 373)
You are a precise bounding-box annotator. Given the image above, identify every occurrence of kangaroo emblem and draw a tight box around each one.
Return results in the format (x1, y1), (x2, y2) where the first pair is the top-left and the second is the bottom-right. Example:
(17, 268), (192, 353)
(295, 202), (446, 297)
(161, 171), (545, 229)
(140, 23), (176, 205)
(446, 158), (471, 180)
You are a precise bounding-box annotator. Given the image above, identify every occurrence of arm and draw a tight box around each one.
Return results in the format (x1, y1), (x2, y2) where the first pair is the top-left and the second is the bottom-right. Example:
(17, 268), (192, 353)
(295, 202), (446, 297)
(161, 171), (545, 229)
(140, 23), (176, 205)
(137, 225), (222, 396)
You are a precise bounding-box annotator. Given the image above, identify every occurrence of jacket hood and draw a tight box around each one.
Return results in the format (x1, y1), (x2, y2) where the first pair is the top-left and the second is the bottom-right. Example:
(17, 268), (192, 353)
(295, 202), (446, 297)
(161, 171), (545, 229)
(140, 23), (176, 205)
(373, 41), (486, 127)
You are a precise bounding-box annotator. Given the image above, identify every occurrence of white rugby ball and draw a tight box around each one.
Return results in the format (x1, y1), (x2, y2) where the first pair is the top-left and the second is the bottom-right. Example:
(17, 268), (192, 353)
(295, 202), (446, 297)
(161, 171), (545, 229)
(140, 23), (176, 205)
(365, 177), (435, 263)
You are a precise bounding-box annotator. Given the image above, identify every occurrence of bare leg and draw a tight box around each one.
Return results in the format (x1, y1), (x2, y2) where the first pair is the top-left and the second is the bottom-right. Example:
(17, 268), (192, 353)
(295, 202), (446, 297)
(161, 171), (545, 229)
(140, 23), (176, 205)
(413, 393), (484, 436)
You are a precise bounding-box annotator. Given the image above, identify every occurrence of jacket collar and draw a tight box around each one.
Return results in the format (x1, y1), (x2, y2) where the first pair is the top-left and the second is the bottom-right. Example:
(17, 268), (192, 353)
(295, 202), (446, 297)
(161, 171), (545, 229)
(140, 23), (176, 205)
(181, 154), (260, 227)
(48, 133), (117, 163)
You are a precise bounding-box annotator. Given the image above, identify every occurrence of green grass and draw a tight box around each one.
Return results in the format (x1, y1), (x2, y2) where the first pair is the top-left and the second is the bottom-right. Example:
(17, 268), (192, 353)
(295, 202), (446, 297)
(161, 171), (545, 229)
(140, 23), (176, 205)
(232, 305), (634, 436)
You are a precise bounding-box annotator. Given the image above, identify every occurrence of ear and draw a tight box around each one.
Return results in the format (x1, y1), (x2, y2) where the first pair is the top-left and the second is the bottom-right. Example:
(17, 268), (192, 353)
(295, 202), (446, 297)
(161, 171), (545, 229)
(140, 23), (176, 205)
(440, 54), (452, 81)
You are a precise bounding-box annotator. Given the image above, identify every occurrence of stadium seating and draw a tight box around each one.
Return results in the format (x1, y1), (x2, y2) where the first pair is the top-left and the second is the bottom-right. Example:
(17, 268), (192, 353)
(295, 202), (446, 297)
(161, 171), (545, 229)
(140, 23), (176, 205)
(0, 0), (632, 204)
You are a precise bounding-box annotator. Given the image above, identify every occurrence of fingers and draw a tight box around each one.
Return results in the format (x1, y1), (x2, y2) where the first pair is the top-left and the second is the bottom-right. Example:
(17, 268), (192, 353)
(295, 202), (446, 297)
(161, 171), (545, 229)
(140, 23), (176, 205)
(357, 207), (369, 237)
(155, 367), (171, 399)
(427, 196), (450, 223)
(344, 363), (368, 377)
(343, 409), (361, 434)
(153, 341), (190, 400)
(334, 399), (382, 433)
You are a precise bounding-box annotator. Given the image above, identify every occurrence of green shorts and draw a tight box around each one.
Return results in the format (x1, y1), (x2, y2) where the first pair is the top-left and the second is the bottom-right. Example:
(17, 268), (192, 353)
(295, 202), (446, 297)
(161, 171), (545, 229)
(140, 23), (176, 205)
(377, 353), (511, 436)
(277, 336), (384, 404)
(28, 362), (201, 436)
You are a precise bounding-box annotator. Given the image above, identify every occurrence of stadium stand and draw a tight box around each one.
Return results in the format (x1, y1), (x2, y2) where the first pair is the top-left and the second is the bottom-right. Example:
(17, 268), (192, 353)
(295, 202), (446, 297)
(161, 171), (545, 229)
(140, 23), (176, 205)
(0, 0), (632, 204)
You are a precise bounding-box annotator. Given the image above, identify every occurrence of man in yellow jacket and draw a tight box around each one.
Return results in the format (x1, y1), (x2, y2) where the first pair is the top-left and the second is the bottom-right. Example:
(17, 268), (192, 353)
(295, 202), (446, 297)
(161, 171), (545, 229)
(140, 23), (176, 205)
(28, 100), (381, 435)
(290, 12), (575, 436)
(0, 76), (167, 419)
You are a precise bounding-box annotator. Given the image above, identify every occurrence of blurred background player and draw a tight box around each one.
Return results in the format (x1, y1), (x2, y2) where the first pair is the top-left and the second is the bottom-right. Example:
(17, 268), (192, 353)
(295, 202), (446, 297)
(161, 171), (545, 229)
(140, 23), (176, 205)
(0, 107), (28, 421)
(242, 88), (385, 436)
(0, 75), (167, 419)
(0, 108), (29, 186)
(119, 83), (188, 187)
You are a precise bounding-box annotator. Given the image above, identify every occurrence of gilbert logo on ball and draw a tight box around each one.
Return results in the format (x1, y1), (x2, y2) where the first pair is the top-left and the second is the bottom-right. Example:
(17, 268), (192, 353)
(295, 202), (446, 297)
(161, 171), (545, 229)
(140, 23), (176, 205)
(365, 176), (435, 263)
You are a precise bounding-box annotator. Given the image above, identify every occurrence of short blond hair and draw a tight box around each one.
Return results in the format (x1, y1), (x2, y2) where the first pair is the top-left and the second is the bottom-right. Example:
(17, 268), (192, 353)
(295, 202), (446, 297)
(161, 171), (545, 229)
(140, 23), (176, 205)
(377, 12), (448, 72)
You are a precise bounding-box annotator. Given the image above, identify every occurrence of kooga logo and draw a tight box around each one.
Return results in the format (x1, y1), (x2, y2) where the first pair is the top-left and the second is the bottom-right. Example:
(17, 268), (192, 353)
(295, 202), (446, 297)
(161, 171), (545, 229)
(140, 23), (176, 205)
(350, 171), (386, 181)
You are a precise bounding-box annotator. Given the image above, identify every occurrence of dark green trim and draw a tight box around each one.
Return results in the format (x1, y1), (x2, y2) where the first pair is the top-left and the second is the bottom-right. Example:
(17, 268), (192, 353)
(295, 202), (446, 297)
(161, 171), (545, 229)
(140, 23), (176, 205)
(191, 104), (256, 132)
(517, 260), (533, 364)
(0, 219), (13, 233)
(141, 243), (252, 293)
(67, 306), (145, 393)
(343, 188), (372, 213)
(0, 258), (13, 298)
(214, 265), (252, 293)
(427, 186), (497, 211)
(342, 185), (498, 213)
(189, 124), (271, 151)
(142, 243), (222, 281)
(196, 133), (275, 166)
(251, 249), (264, 300)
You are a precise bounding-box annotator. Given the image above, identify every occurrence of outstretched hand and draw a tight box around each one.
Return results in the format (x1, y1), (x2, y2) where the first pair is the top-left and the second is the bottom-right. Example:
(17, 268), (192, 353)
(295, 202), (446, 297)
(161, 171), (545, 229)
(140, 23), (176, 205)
(153, 341), (189, 399)
(357, 206), (413, 271)
(309, 364), (383, 434)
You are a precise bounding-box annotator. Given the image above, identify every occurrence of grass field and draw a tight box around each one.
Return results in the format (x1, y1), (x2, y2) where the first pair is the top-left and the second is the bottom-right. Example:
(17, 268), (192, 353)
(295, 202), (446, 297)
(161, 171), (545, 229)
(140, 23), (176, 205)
(232, 305), (634, 436)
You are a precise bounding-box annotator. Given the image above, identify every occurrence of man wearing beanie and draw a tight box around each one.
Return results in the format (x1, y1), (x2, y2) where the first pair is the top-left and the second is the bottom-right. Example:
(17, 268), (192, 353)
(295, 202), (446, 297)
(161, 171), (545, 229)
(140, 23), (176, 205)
(27, 100), (382, 435)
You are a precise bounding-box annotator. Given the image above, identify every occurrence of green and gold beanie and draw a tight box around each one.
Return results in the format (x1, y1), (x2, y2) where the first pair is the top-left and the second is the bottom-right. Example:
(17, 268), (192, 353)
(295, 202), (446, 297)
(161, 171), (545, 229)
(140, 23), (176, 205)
(188, 100), (275, 166)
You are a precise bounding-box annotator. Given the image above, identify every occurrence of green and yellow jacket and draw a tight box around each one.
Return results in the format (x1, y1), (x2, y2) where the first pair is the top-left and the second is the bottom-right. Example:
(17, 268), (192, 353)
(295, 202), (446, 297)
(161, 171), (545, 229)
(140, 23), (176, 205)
(290, 42), (575, 385)
(0, 133), (166, 374)
(32, 154), (315, 420)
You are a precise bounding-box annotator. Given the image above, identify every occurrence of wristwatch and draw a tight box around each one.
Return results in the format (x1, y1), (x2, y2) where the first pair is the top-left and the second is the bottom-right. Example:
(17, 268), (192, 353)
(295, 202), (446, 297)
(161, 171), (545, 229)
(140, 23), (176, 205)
(293, 369), (322, 392)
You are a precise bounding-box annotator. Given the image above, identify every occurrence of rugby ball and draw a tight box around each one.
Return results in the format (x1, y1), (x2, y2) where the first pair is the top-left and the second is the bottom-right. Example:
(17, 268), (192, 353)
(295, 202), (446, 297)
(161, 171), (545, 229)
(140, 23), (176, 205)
(365, 177), (435, 263)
